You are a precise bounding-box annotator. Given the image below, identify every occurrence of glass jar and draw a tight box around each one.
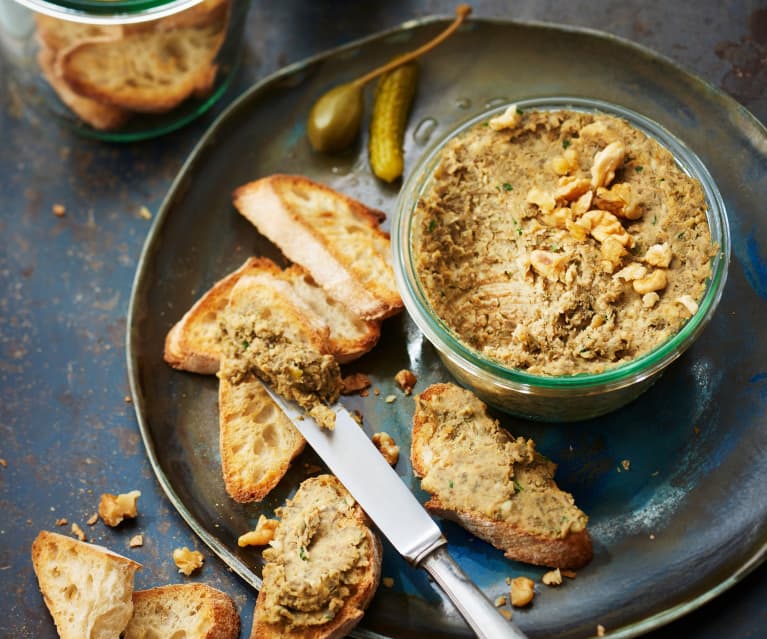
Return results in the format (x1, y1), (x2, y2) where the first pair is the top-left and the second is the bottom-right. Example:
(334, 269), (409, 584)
(0, 0), (249, 140)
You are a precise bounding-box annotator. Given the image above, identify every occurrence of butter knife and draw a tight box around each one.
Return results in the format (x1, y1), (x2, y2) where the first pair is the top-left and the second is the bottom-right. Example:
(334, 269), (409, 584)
(261, 385), (529, 639)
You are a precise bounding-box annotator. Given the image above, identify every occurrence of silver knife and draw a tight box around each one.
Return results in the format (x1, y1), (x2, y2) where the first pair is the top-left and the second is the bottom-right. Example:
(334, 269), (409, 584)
(261, 384), (529, 639)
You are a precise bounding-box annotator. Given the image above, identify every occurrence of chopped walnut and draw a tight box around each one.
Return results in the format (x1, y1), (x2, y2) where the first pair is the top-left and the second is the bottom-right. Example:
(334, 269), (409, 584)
(542, 568), (563, 586)
(86, 513), (99, 526)
(55, 518), (68, 527)
(500, 608), (513, 621)
(382, 577), (395, 588)
(676, 295), (699, 316)
(526, 186), (556, 212)
(530, 250), (570, 280)
(509, 576), (535, 607)
(551, 148), (579, 175)
(594, 183), (641, 220)
(571, 190), (594, 216)
(590, 141), (625, 188)
(577, 209), (634, 248)
(52, 203), (66, 217)
(613, 262), (648, 282)
(597, 624), (606, 637)
(129, 534), (144, 548)
(600, 237), (628, 273)
(541, 207), (572, 230)
(488, 104), (522, 131)
(554, 176), (591, 203)
(494, 595), (507, 607)
(632, 269), (668, 295)
(71, 523), (86, 542)
(644, 242), (672, 267)
(98, 490), (141, 527)
(238, 515), (279, 547)
(394, 369), (417, 395)
(372, 432), (400, 466)
(341, 372), (371, 395)
(579, 121), (610, 139)
(173, 547), (204, 576)
(561, 569), (577, 579)
(642, 292), (660, 308)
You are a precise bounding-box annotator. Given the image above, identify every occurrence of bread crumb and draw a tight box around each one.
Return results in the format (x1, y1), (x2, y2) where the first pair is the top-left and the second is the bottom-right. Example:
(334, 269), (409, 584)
(124, 395), (132, 404)
(509, 576), (535, 607)
(542, 568), (563, 586)
(360, 389), (369, 397)
(561, 569), (577, 579)
(649, 533), (656, 540)
(303, 463), (323, 475)
(99, 490), (141, 527)
(52, 204), (66, 217)
(373, 387), (380, 396)
(621, 459), (631, 471)
(55, 518), (68, 526)
(500, 608), (513, 620)
(384, 394), (397, 404)
(0, 458), (7, 467)
(173, 547), (204, 575)
(350, 410), (364, 426)
(382, 577), (395, 588)
(494, 595), (507, 607)
(597, 624), (606, 637)
(139, 206), (152, 220)
(394, 369), (417, 394)
(86, 513), (99, 526)
(129, 534), (144, 548)
(372, 432), (400, 466)
(341, 372), (372, 395)
(71, 523), (86, 541)
(238, 515), (279, 547)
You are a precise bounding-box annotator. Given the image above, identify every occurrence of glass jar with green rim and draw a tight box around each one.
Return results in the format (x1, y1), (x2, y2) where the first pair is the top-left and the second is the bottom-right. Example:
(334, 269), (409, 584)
(0, 0), (250, 140)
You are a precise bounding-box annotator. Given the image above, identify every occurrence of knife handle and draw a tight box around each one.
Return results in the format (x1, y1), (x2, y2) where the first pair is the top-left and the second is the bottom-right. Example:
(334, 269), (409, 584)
(420, 546), (529, 639)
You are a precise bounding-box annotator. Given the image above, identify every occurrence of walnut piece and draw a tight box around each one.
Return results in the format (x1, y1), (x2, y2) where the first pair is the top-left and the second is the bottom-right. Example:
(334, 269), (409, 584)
(394, 369), (417, 395)
(488, 104), (522, 131)
(173, 547), (204, 576)
(98, 490), (141, 527)
(129, 534), (144, 548)
(642, 292), (660, 308)
(509, 576), (535, 607)
(551, 148), (579, 175)
(526, 186), (556, 212)
(554, 176), (591, 203)
(632, 269), (668, 295)
(372, 432), (400, 466)
(676, 295), (699, 316)
(71, 523), (86, 542)
(613, 263), (648, 282)
(530, 250), (569, 280)
(542, 568), (563, 586)
(238, 514), (279, 547)
(594, 183), (641, 219)
(644, 242), (672, 267)
(590, 141), (625, 188)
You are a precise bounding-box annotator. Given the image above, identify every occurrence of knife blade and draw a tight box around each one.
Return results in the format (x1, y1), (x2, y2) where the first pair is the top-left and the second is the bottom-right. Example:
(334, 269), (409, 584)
(261, 384), (529, 639)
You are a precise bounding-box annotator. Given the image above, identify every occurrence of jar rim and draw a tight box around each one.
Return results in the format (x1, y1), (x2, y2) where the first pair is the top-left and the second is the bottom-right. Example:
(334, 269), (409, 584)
(13, 0), (204, 24)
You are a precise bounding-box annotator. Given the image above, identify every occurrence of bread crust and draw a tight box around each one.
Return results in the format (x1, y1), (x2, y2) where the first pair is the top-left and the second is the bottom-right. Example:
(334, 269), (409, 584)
(249, 475), (382, 639)
(126, 583), (240, 639)
(233, 175), (403, 320)
(412, 383), (593, 570)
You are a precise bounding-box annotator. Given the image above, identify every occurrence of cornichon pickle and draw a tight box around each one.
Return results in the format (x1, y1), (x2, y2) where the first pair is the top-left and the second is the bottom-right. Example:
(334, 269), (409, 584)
(369, 62), (418, 182)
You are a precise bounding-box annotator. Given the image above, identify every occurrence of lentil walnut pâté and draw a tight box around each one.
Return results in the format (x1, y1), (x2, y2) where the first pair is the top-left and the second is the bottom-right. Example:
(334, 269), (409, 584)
(413, 107), (716, 376)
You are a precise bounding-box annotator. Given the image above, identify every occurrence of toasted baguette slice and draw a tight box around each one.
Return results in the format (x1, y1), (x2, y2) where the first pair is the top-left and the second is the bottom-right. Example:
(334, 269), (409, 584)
(164, 257), (381, 374)
(59, 6), (227, 113)
(233, 175), (403, 320)
(35, 14), (123, 53)
(31, 530), (142, 639)
(251, 475), (382, 639)
(412, 383), (593, 569)
(37, 47), (131, 132)
(218, 372), (305, 502)
(124, 583), (239, 639)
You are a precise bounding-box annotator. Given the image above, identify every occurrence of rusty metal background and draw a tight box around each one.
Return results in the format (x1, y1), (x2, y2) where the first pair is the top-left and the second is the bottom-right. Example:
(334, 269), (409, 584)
(2, 1), (766, 638)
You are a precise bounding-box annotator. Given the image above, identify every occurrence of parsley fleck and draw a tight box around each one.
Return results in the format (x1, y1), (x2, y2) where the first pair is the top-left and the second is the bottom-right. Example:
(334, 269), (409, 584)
(635, 165), (644, 173)
(652, 215), (657, 225)
(659, 177), (665, 182)
(517, 228), (523, 236)
(502, 182), (513, 191)
(448, 480), (454, 489)
(562, 138), (571, 149)
(677, 232), (685, 239)
(427, 219), (437, 232)
(299, 546), (307, 561)
(504, 270), (512, 278)
(513, 479), (524, 492)
(482, 121), (490, 127)
(549, 244), (560, 252)
(242, 340), (249, 350)
(516, 106), (524, 115)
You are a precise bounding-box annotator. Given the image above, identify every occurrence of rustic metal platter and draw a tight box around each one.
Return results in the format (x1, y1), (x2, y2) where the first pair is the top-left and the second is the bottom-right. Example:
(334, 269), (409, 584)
(127, 16), (767, 639)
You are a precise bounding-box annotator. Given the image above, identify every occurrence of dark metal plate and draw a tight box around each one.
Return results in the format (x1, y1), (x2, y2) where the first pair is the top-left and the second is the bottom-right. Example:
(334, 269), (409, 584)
(127, 17), (767, 639)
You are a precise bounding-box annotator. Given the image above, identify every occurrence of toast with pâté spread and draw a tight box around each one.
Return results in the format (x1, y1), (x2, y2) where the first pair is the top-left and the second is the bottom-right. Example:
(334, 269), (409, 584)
(233, 175), (403, 321)
(249, 475), (382, 639)
(411, 383), (593, 570)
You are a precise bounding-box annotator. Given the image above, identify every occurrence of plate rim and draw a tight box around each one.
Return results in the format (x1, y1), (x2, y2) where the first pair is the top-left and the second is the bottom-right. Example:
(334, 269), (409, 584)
(126, 14), (767, 639)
